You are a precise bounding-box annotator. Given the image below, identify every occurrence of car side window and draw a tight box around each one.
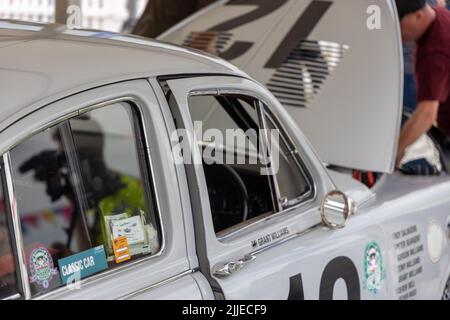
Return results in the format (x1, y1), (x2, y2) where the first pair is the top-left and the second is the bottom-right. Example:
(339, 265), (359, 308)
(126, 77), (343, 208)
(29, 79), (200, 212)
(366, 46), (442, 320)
(9, 102), (161, 297)
(264, 112), (312, 207)
(0, 170), (20, 299)
(186, 93), (312, 236)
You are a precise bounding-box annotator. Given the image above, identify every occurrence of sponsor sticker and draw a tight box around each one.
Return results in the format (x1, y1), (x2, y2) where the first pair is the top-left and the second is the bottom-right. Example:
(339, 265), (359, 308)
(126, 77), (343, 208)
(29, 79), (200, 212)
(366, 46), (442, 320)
(111, 216), (145, 245)
(363, 241), (386, 295)
(113, 236), (131, 264)
(29, 247), (58, 289)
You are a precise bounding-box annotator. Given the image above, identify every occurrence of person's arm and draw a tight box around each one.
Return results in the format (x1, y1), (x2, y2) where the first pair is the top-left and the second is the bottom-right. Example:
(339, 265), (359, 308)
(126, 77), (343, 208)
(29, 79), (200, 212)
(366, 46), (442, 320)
(396, 100), (440, 167)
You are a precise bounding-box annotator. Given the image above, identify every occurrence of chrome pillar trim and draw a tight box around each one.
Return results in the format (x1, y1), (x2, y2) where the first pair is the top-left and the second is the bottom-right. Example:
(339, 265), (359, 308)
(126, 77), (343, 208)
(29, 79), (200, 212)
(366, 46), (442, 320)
(3, 152), (31, 300)
(3, 293), (21, 300)
(257, 100), (282, 212)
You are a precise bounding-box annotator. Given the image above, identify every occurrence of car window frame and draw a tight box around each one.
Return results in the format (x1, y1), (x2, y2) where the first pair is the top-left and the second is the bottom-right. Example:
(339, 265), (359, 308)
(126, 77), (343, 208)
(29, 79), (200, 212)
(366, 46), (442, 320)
(263, 106), (315, 209)
(169, 84), (316, 241)
(214, 91), (315, 240)
(0, 160), (25, 300)
(1, 96), (167, 299)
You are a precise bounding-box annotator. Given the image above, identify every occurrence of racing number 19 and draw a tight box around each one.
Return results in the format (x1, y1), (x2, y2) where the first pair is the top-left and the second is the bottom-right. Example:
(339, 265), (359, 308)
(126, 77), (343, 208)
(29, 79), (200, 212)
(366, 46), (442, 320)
(288, 257), (361, 300)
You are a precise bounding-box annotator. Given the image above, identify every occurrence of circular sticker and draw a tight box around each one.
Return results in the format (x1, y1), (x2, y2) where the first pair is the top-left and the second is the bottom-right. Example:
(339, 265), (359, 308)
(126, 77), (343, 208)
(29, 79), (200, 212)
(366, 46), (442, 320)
(29, 247), (58, 289)
(427, 220), (444, 264)
(364, 241), (385, 295)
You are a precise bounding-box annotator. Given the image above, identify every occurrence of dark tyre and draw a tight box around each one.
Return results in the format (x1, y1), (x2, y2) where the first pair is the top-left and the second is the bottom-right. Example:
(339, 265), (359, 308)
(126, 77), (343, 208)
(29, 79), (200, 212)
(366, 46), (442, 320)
(442, 276), (450, 300)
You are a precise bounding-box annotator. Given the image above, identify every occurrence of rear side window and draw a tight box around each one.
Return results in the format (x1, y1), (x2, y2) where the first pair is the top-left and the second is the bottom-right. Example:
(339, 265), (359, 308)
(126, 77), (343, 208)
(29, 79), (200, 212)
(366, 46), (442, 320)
(9, 102), (161, 297)
(0, 171), (19, 299)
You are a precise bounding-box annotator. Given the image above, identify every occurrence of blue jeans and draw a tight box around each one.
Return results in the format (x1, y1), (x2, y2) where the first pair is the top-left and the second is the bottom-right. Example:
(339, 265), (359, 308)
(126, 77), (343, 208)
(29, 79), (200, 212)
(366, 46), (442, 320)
(403, 73), (417, 114)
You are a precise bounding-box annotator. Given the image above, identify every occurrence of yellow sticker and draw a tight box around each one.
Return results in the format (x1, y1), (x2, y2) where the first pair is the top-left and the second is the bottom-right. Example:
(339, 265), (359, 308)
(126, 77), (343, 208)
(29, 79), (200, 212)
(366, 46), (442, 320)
(112, 236), (131, 264)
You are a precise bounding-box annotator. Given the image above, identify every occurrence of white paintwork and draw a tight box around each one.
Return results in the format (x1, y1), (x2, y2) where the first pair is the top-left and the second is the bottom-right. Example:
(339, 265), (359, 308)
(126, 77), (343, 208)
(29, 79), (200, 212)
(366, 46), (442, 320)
(0, 20), (245, 132)
(326, 168), (375, 207)
(122, 273), (209, 301)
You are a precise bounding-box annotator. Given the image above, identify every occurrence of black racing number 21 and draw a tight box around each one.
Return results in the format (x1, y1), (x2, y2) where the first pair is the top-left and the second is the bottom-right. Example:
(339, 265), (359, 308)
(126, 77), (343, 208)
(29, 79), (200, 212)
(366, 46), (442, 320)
(288, 257), (361, 300)
(207, 0), (332, 65)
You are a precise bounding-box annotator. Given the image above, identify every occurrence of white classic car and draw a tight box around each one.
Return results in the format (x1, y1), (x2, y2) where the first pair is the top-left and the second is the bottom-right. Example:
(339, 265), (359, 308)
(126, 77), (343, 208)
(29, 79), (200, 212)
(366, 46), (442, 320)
(0, 17), (449, 301)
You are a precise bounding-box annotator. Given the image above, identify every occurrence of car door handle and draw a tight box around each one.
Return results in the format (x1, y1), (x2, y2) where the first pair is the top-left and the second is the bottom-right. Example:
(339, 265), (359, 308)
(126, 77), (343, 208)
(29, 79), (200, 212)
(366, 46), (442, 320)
(213, 254), (256, 278)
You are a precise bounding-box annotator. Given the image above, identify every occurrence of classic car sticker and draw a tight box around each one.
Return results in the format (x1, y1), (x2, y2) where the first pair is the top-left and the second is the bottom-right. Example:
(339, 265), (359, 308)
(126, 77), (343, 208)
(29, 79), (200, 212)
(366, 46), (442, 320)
(57, 246), (108, 285)
(251, 227), (290, 250)
(113, 236), (131, 264)
(363, 241), (385, 295)
(392, 225), (424, 300)
(29, 247), (58, 289)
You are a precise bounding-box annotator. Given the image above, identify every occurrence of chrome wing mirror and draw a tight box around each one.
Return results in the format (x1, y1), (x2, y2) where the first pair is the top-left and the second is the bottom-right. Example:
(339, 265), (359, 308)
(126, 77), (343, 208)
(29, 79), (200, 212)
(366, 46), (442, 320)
(320, 190), (356, 229)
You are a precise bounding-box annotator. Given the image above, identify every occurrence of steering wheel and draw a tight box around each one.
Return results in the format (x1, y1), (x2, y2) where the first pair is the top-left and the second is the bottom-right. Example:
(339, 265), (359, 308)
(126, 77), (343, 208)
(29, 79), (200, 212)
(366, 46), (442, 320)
(203, 163), (249, 231)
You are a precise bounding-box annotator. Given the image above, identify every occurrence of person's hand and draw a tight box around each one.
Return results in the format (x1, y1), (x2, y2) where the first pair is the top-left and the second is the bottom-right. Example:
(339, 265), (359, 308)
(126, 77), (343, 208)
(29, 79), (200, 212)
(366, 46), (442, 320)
(395, 149), (405, 170)
(185, 31), (219, 55)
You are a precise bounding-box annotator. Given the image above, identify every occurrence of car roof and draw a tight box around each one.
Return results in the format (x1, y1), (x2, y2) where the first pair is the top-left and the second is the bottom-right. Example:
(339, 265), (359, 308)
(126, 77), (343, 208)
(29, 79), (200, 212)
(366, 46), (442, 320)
(0, 20), (245, 131)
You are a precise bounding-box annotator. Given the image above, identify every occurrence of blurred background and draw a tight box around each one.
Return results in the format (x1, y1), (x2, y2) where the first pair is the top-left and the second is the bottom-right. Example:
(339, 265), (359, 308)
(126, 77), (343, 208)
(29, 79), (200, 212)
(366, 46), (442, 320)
(1, 0), (448, 37)
(0, 0), (219, 35)
(0, 0), (148, 32)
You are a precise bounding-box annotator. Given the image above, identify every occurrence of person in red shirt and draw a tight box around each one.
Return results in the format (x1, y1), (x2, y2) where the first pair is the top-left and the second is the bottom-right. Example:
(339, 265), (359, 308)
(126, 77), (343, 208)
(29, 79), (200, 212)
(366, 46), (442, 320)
(395, 0), (450, 168)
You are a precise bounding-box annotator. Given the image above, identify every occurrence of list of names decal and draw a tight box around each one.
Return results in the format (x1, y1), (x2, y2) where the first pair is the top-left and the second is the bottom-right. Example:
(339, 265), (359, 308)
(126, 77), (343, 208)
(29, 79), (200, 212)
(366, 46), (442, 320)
(392, 225), (424, 300)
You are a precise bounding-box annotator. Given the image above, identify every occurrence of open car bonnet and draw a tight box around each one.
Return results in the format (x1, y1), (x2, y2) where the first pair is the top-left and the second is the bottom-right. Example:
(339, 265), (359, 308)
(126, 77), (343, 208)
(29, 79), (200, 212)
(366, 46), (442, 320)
(160, 0), (403, 173)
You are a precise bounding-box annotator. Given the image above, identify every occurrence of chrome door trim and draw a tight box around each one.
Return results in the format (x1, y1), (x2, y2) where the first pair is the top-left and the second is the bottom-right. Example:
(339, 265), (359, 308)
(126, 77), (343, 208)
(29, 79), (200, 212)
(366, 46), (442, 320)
(251, 223), (321, 256)
(118, 269), (197, 300)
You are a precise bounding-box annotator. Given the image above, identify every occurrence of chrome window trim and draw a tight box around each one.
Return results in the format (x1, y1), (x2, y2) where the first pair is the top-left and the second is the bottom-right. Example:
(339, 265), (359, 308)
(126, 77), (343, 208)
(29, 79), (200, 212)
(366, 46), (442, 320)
(2, 293), (22, 300)
(2, 152), (31, 300)
(256, 100), (282, 212)
(186, 88), (318, 242)
(4, 96), (168, 300)
(264, 109), (315, 207)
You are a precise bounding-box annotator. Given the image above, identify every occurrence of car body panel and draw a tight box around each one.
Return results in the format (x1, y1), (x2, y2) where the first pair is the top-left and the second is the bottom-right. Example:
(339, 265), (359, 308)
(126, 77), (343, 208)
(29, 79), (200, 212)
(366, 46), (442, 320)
(172, 172), (450, 300)
(0, 80), (198, 300)
(0, 20), (246, 132)
(121, 272), (211, 300)
(160, 0), (403, 173)
(326, 168), (375, 207)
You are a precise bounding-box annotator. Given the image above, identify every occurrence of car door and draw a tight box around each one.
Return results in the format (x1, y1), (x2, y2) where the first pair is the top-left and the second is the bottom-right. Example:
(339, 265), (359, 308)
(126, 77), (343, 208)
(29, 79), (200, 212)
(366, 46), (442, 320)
(164, 71), (449, 299)
(0, 80), (207, 300)
(163, 75), (389, 299)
